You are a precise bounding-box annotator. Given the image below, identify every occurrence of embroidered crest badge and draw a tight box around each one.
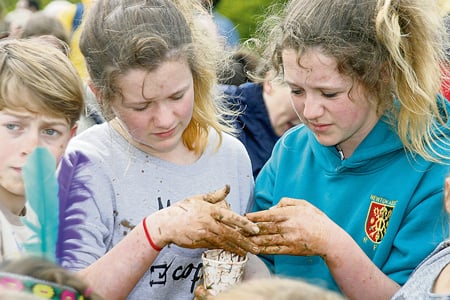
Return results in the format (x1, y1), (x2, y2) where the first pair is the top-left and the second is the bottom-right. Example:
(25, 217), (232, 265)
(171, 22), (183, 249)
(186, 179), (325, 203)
(365, 201), (394, 243)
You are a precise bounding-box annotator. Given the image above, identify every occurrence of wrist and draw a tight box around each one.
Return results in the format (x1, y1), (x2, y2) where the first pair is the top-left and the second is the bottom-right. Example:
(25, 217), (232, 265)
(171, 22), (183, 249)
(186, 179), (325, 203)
(321, 228), (353, 267)
(142, 216), (163, 251)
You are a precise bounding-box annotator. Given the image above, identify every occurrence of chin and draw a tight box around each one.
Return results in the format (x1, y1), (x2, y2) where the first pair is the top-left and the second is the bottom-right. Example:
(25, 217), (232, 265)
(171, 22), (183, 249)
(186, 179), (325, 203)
(314, 135), (339, 147)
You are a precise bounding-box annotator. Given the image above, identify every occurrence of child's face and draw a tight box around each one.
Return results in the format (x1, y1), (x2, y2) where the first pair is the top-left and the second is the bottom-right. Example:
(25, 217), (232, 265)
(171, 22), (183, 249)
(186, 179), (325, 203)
(282, 48), (378, 156)
(111, 59), (195, 160)
(0, 107), (76, 197)
(264, 77), (302, 137)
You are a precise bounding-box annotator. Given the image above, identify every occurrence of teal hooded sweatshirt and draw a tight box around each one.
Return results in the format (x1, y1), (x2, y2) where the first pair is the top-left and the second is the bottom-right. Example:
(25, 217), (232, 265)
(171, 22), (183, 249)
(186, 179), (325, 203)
(253, 99), (450, 292)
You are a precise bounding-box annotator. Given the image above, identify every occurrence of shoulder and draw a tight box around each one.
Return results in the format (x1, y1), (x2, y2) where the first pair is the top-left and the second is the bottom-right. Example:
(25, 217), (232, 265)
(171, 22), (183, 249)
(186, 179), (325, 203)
(206, 131), (251, 165)
(433, 260), (450, 294)
(276, 124), (309, 148)
(62, 123), (118, 171)
(393, 241), (450, 299)
(55, 2), (77, 33)
(221, 83), (262, 100)
(67, 123), (113, 153)
(217, 131), (248, 152)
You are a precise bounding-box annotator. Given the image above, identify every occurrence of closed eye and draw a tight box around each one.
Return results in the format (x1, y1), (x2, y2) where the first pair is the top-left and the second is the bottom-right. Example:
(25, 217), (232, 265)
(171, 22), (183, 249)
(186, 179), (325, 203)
(171, 92), (184, 101)
(131, 103), (150, 111)
(133, 106), (148, 112)
(290, 89), (304, 96)
(323, 92), (338, 98)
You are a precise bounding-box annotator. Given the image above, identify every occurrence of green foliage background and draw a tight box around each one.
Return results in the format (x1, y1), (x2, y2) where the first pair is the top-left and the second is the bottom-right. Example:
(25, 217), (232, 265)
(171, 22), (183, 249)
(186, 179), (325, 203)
(1, 0), (287, 40)
(215, 0), (287, 40)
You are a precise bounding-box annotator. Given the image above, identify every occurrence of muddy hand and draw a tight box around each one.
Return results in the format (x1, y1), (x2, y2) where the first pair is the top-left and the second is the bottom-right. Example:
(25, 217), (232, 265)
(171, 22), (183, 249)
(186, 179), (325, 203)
(198, 185), (258, 234)
(151, 187), (259, 256)
(246, 198), (337, 257)
(201, 184), (231, 209)
(193, 284), (212, 300)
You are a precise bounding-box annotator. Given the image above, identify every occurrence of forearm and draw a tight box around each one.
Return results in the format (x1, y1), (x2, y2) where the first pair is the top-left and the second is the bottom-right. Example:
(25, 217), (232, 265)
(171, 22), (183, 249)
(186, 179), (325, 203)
(78, 219), (161, 299)
(325, 230), (400, 300)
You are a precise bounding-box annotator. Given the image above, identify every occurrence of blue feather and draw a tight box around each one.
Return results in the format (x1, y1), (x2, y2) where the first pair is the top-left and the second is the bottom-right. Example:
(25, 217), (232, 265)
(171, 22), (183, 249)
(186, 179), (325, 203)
(21, 147), (59, 262)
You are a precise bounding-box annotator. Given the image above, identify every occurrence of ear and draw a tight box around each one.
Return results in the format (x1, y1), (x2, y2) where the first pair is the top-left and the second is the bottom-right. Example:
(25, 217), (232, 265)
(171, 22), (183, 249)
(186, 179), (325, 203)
(263, 79), (274, 95)
(70, 124), (78, 138)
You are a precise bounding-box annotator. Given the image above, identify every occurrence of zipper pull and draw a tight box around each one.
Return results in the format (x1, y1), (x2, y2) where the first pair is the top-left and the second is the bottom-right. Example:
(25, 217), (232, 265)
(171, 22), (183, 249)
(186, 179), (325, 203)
(335, 144), (345, 160)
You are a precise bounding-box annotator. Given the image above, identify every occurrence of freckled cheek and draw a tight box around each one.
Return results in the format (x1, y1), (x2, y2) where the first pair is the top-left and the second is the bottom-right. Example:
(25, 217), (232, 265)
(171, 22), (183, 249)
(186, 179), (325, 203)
(120, 114), (150, 133)
(337, 108), (365, 129)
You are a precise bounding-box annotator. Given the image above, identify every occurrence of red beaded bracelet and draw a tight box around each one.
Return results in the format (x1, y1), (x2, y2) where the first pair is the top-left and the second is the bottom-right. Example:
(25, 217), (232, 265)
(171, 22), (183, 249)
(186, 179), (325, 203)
(142, 217), (162, 252)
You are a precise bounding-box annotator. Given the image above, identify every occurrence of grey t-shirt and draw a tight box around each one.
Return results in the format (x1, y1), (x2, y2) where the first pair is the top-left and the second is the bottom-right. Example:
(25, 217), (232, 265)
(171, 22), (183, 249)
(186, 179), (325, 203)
(58, 123), (254, 300)
(392, 240), (450, 299)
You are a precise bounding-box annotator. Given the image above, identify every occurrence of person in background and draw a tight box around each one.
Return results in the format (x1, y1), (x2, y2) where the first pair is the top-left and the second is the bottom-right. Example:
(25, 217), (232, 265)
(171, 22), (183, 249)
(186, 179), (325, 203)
(220, 48), (300, 178)
(15, 0), (40, 12)
(20, 12), (69, 45)
(244, 0), (450, 299)
(5, 0), (41, 38)
(52, 0), (105, 133)
(56, 0), (94, 81)
(4, 8), (33, 39)
(195, 277), (346, 300)
(56, 0), (259, 299)
(42, 0), (73, 19)
(27, 35), (69, 57)
(0, 256), (103, 300)
(218, 47), (259, 86)
(0, 1), (7, 39)
(390, 176), (450, 298)
(0, 38), (84, 261)
(202, 0), (240, 48)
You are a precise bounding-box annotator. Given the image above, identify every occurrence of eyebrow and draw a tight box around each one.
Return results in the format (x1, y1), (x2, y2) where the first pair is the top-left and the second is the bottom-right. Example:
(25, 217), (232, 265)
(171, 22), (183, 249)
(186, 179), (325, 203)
(2, 111), (69, 127)
(284, 79), (344, 91)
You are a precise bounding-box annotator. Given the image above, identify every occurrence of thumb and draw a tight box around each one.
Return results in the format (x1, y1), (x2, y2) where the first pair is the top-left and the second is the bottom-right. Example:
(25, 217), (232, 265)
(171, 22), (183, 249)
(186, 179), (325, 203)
(203, 184), (230, 204)
(277, 197), (300, 207)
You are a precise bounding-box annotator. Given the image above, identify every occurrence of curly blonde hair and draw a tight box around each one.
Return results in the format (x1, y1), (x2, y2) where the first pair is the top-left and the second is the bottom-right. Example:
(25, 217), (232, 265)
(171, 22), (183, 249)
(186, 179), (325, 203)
(256, 0), (450, 163)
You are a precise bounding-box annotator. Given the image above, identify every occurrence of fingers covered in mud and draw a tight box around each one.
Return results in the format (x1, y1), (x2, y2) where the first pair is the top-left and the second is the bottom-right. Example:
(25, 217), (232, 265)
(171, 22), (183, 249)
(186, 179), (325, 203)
(202, 184), (230, 204)
(160, 186), (259, 255)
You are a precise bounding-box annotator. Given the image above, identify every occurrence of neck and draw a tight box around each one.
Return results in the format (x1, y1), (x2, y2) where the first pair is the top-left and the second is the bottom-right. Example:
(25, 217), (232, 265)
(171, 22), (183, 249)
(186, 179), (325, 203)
(109, 118), (199, 165)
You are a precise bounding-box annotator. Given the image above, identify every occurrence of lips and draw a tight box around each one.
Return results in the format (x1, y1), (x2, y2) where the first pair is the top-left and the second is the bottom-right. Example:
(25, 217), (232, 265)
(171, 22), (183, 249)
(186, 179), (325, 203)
(154, 127), (176, 138)
(309, 122), (331, 133)
(11, 167), (22, 174)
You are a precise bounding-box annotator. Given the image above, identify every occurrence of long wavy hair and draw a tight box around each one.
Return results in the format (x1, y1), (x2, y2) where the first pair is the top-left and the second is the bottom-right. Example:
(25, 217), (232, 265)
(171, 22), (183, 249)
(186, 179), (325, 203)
(256, 0), (450, 162)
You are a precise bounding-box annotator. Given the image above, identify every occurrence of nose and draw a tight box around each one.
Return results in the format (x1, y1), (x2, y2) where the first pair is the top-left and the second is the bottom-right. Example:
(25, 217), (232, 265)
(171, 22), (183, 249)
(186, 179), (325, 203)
(152, 101), (174, 128)
(21, 130), (41, 156)
(302, 93), (324, 120)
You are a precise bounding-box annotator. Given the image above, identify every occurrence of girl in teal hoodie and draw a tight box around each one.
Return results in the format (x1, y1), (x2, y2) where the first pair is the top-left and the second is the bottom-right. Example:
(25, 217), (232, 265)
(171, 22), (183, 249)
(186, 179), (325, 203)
(245, 0), (450, 299)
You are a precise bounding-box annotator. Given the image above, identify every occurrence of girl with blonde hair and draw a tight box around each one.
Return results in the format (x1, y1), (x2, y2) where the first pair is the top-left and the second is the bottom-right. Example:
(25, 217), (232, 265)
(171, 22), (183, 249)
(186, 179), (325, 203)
(244, 0), (450, 299)
(56, 0), (259, 299)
